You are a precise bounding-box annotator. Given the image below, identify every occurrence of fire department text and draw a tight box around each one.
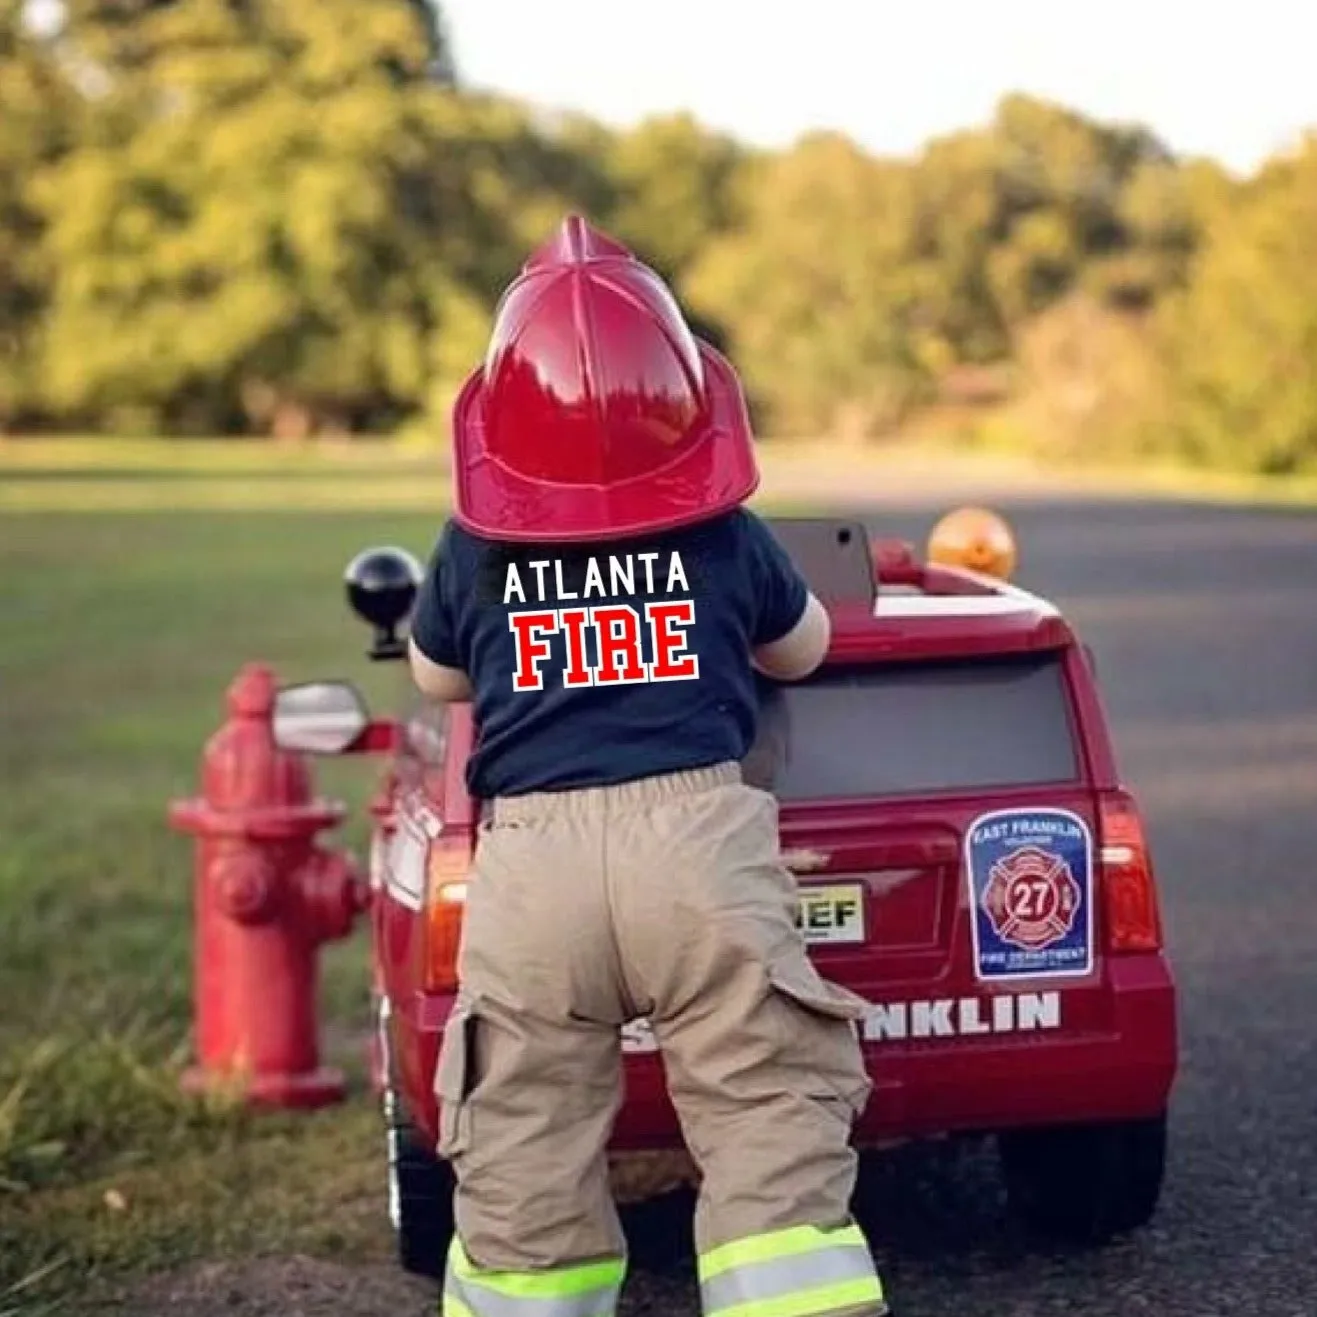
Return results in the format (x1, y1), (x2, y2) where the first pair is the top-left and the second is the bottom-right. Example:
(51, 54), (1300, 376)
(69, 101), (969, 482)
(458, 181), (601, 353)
(862, 991), (1061, 1041)
(620, 991), (1062, 1053)
(509, 602), (699, 691)
(503, 551), (690, 604)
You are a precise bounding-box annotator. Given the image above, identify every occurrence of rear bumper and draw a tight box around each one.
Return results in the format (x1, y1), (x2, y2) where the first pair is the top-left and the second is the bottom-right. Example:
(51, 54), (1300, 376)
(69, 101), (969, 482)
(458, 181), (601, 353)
(397, 955), (1177, 1154)
(864, 956), (1177, 1139)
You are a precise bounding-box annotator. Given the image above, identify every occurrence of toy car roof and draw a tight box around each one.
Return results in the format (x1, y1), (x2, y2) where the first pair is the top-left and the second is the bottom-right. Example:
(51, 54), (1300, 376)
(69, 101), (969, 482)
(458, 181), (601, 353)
(763, 516), (1071, 662)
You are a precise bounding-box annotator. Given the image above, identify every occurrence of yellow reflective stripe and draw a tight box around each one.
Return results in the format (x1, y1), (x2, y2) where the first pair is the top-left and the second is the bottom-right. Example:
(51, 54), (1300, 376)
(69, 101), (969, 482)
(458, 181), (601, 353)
(700, 1243), (881, 1316)
(454, 1264), (623, 1301)
(713, 1275), (886, 1317)
(442, 1295), (476, 1317)
(698, 1223), (869, 1282)
(449, 1237), (625, 1300)
(445, 1274), (618, 1317)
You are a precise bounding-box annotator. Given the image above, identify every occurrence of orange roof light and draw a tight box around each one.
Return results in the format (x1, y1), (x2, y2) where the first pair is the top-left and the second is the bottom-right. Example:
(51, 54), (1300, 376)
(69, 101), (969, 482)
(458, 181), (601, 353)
(927, 506), (1018, 581)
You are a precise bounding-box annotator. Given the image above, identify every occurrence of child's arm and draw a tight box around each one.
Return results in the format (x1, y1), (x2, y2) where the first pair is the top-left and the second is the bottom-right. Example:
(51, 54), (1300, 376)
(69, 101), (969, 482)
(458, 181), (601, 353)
(752, 593), (831, 681)
(408, 522), (472, 702)
(408, 638), (473, 702)
(743, 511), (831, 682)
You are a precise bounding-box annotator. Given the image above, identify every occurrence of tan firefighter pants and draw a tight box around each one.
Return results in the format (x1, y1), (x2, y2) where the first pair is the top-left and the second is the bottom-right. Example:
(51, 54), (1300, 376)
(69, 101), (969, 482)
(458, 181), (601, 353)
(435, 761), (887, 1317)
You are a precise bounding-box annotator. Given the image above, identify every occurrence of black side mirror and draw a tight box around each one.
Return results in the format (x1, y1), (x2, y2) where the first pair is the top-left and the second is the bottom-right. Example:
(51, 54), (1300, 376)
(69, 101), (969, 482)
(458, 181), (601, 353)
(344, 546), (424, 661)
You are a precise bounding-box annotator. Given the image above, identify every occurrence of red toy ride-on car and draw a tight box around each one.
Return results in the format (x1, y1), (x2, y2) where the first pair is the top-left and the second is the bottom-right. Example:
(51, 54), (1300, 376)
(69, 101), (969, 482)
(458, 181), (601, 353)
(272, 510), (1179, 1283)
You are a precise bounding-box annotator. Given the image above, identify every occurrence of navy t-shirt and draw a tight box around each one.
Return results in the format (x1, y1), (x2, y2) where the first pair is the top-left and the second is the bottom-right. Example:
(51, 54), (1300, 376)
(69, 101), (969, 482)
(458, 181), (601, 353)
(408, 508), (810, 799)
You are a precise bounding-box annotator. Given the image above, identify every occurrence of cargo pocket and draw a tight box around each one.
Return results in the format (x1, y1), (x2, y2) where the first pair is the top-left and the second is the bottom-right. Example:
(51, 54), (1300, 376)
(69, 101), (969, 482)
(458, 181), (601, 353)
(765, 951), (872, 1117)
(434, 997), (480, 1160)
(767, 948), (871, 1021)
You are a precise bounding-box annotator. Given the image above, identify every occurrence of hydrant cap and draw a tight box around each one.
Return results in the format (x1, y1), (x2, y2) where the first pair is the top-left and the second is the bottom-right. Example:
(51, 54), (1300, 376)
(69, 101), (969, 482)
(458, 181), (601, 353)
(227, 664), (276, 719)
(202, 663), (316, 812)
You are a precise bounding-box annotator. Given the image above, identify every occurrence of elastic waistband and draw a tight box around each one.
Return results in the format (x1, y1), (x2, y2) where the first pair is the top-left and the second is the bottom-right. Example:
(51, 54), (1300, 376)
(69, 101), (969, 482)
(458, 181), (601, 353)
(483, 761), (742, 824)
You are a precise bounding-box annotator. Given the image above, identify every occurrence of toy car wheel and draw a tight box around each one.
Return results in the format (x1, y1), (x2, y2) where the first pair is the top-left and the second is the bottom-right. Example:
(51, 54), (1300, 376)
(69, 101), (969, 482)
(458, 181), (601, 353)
(379, 994), (455, 1281)
(997, 1113), (1167, 1246)
(387, 1111), (455, 1280)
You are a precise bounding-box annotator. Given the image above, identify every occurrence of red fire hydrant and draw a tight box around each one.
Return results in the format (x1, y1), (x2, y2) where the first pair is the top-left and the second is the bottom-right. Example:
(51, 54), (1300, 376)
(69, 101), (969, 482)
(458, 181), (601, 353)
(169, 663), (370, 1109)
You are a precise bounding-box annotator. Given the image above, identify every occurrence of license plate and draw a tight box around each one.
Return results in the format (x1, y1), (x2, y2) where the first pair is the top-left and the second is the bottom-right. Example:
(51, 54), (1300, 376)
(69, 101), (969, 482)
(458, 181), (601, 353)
(796, 883), (867, 945)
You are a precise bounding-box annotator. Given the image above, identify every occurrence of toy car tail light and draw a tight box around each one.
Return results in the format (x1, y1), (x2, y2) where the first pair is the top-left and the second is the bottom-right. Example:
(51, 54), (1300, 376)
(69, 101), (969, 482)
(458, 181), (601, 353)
(1099, 791), (1163, 954)
(423, 841), (471, 993)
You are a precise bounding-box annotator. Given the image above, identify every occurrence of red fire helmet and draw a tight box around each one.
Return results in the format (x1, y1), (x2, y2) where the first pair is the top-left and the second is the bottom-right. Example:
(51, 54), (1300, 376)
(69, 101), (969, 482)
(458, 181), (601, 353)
(450, 215), (759, 543)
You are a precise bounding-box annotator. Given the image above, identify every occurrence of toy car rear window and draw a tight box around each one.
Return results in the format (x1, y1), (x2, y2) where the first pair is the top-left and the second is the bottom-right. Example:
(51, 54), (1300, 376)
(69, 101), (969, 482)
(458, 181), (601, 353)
(744, 653), (1080, 800)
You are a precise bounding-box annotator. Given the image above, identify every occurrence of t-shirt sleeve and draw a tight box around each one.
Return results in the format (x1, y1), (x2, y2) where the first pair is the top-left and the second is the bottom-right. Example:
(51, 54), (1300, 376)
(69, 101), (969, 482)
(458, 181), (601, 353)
(741, 511), (810, 646)
(408, 522), (463, 669)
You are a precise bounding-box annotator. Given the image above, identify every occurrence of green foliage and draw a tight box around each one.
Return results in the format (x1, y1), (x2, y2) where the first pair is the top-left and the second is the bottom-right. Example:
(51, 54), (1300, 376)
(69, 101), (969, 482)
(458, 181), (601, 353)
(0, 492), (435, 1299)
(679, 92), (1278, 448)
(1149, 135), (1317, 473)
(1002, 293), (1168, 463)
(597, 113), (746, 281)
(686, 133), (932, 438)
(0, 0), (78, 428)
(31, 0), (490, 436)
(0, 7), (1312, 470)
(17, 0), (604, 438)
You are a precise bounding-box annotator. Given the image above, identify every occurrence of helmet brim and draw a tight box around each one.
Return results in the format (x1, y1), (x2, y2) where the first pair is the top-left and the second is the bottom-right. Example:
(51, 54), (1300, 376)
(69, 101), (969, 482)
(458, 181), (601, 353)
(448, 341), (760, 544)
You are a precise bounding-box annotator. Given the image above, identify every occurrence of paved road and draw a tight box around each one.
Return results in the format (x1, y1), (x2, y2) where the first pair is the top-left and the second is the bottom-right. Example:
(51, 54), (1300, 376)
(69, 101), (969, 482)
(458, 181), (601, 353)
(616, 495), (1317, 1317)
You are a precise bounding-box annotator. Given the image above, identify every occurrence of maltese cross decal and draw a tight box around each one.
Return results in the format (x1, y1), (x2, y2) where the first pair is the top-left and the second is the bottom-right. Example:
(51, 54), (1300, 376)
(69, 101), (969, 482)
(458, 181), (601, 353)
(981, 844), (1082, 951)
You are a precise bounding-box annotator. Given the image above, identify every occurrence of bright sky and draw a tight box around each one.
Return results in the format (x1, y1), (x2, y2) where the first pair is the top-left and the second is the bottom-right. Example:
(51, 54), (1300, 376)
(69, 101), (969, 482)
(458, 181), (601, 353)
(443, 0), (1317, 176)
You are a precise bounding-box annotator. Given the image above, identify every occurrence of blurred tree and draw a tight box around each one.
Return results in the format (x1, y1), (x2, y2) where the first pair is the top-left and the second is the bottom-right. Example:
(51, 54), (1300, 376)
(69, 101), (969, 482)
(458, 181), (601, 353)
(411, 93), (618, 434)
(593, 112), (749, 347)
(899, 97), (1186, 370)
(686, 132), (930, 439)
(1009, 292), (1166, 462)
(0, 0), (77, 429)
(906, 127), (1011, 365)
(600, 114), (745, 278)
(406, 0), (456, 83)
(987, 95), (1179, 324)
(32, 0), (481, 435)
(1152, 135), (1317, 474)
(8, 11), (1294, 472)
(985, 207), (1078, 328)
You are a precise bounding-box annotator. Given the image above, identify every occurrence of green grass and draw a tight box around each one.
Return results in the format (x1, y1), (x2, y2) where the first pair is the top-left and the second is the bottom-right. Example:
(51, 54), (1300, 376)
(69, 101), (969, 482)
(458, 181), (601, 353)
(6, 434), (1317, 513)
(0, 494), (448, 1308)
(0, 437), (453, 513)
